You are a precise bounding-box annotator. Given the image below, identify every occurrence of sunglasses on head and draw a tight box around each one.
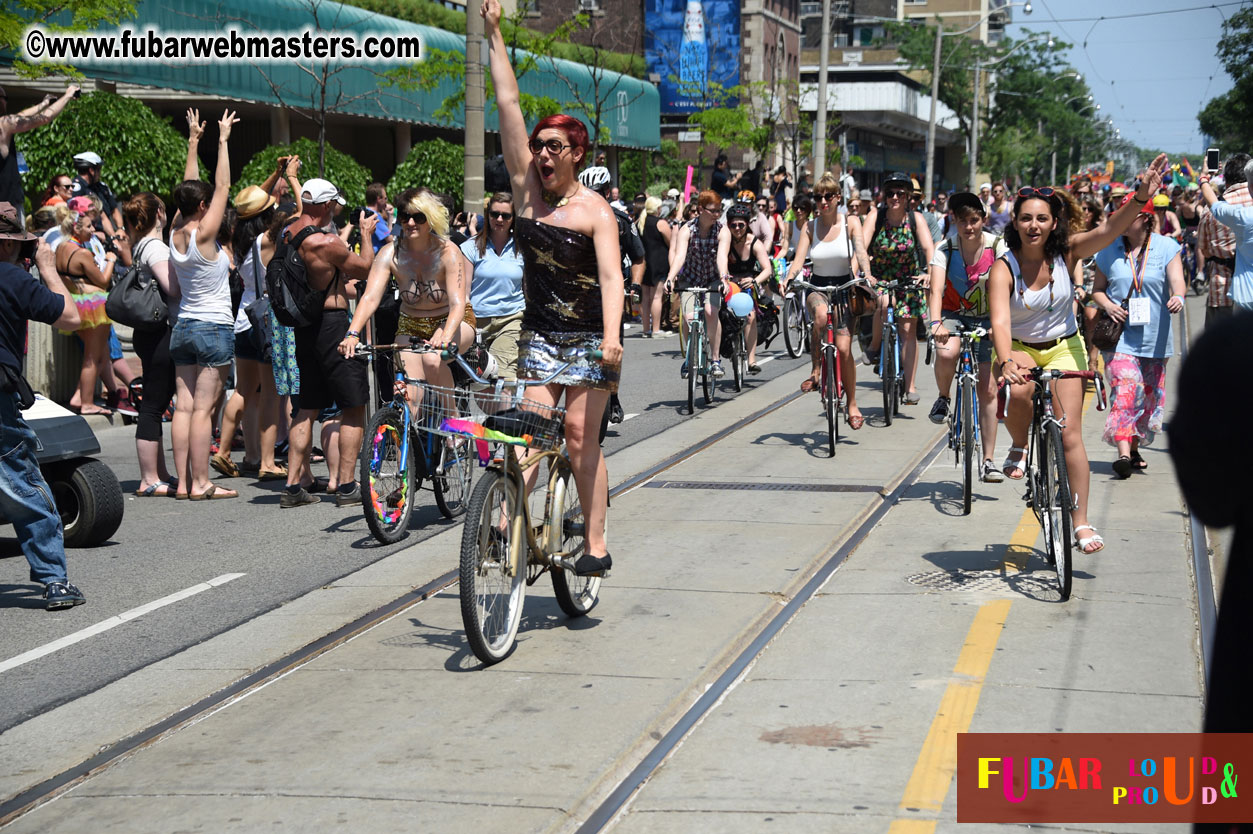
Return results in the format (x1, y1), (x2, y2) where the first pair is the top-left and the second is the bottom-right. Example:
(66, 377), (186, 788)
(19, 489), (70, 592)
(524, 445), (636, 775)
(528, 138), (571, 155)
(1017, 187), (1055, 199)
(397, 210), (427, 226)
(489, 210), (513, 220)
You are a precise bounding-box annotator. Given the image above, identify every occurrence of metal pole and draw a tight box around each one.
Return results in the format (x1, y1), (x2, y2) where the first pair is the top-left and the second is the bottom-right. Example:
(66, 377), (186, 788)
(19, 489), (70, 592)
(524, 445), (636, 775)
(969, 64), (980, 191)
(1050, 148), (1056, 185)
(924, 22), (943, 201)
(464, 0), (485, 215)
(813, 0), (832, 178)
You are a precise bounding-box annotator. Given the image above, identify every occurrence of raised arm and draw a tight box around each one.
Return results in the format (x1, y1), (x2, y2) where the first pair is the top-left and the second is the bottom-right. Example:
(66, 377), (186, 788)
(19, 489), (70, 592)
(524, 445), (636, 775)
(183, 108), (204, 182)
(320, 213), (378, 282)
(195, 109), (239, 258)
(1, 85), (79, 135)
(1070, 154), (1169, 260)
(482, 0), (531, 196)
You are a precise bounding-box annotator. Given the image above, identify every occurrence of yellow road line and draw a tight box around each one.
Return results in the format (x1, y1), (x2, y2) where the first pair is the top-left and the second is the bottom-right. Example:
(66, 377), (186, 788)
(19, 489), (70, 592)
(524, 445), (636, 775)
(888, 598), (1012, 828)
(1001, 509), (1039, 572)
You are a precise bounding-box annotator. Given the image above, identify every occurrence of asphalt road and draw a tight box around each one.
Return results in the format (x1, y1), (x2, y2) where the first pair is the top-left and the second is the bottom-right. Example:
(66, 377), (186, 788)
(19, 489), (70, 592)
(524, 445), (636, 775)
(0, 321), (810, 732)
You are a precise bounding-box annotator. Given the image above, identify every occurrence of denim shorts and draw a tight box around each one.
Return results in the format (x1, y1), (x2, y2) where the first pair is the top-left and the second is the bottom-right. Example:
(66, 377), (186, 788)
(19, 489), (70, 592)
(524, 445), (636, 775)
(170, 319), (234, 368)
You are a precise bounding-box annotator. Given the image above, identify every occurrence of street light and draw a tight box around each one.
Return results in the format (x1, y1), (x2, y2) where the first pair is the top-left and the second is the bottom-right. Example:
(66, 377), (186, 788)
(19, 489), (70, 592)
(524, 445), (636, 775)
(967, 34), (1057, 191)
(924, 1), (1032, 200)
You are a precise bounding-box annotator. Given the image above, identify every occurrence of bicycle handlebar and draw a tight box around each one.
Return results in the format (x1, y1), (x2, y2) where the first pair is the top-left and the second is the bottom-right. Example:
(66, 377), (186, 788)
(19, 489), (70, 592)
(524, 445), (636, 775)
(790, 275), (872, 296)
(997, 367), (1108, 412)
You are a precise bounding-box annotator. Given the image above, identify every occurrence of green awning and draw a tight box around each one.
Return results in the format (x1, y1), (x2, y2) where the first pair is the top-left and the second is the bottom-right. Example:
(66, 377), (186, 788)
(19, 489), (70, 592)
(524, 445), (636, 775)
(28, 0), (660, 149)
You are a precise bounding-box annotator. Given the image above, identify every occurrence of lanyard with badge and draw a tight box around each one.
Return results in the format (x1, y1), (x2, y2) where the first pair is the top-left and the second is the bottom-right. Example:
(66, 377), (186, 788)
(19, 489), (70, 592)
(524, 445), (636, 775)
(1126, 236), (1151, 326)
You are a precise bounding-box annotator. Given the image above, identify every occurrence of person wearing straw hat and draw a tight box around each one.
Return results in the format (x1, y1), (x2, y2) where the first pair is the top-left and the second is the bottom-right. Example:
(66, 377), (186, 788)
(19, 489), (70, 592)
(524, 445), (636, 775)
(0, 201), (87, 609)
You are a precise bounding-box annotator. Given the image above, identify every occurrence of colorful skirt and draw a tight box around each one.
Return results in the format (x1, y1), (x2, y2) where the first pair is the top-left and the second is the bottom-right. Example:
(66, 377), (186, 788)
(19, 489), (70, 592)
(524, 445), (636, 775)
(60, 289), (109, 335)
(518, 330), (619, 393)
(1103, 353), (1167, 446)
(270, 308), (300, 396)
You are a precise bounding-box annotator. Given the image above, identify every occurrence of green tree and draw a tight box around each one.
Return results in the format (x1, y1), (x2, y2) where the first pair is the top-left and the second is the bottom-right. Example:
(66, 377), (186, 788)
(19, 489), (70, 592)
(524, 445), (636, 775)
(387, 138), (464, 198)
(1198, 7), (1253, 150)
(236, 137), (373, 207)
(3, 0), (135, 77)
(18, 91), (193, 209)
(618, 140), (691, 196)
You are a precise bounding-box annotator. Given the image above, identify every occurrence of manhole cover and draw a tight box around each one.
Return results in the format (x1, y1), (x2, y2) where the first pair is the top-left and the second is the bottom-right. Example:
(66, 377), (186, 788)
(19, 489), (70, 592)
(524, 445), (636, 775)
(905, 569), (1055, 595)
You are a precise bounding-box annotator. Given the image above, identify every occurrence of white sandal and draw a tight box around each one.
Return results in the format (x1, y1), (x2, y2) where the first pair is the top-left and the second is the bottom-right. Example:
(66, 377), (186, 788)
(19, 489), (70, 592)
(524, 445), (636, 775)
(1073, 525), (1104, 554)
(1002, 446), (1028, 480)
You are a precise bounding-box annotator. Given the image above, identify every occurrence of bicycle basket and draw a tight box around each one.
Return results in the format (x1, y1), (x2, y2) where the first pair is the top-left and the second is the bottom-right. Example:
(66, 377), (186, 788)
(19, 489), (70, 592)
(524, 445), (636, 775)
(421, 381), (566, 451)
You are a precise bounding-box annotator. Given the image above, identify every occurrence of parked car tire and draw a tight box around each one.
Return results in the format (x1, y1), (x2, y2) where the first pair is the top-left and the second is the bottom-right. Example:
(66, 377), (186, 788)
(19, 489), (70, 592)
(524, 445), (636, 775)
(47, 457), (124, 548)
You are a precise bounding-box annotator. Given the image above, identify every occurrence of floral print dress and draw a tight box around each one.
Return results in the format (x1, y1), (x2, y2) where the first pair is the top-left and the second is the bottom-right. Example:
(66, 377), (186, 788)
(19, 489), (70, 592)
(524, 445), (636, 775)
(870, 219), (926, 318)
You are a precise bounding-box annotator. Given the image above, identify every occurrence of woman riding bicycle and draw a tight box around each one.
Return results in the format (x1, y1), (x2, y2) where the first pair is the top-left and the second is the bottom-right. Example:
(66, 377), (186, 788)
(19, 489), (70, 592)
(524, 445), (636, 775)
(725, 202), (772, 373)
(786, 171), (874, 429)
(925, 191), (1009, 482)
(989, 153), (1169, 556)
(480, 0), (624, 577)
(863, 170), (933, 406)
(343, 187), (476, 397)
(664, 189), (731, 379)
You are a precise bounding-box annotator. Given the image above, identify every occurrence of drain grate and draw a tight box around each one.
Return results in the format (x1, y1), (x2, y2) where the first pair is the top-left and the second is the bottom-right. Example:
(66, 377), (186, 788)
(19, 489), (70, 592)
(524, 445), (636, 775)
(906, 568), (1055, 594)
(644, 480), (883, 493)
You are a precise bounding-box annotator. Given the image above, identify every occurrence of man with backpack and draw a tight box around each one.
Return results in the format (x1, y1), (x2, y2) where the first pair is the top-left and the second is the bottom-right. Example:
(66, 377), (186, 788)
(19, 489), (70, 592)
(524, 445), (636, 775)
(270, 178), (377, 509)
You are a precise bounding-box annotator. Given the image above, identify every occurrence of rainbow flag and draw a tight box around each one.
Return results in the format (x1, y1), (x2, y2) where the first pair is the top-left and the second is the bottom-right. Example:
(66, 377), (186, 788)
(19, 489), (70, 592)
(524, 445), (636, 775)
(1179, 157), (1195, 180)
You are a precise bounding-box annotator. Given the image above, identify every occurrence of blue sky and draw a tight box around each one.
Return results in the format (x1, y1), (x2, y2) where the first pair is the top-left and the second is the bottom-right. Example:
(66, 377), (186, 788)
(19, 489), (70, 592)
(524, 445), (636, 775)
(1003, 0), (1238, 155)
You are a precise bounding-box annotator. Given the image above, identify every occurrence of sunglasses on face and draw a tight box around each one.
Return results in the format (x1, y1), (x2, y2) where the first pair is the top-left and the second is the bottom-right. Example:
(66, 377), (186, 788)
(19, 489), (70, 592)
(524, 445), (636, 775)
(528, 138), (571, 155)
(489, 211), (513, 220)
(815, 192), (838, 203)
(1017, 187), (1055, 199)
(397, 211), (427, 226)
(729, 221), (747, 229)
(55, 181), (71, 189)
(701, 205), (720, 214)
(756, 202), (767, 209)
(884, 190), (906, 199)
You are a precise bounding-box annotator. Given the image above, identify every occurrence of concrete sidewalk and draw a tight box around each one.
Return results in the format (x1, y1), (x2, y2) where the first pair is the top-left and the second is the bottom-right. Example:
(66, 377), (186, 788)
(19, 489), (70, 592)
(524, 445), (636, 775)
(1, 334), (1205, 833)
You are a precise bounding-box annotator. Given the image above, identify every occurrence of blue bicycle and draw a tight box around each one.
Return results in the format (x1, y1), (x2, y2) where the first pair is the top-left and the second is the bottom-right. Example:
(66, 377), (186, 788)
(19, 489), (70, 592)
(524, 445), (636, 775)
(875, 280), (908, 425)
(929, 323), (989, 515)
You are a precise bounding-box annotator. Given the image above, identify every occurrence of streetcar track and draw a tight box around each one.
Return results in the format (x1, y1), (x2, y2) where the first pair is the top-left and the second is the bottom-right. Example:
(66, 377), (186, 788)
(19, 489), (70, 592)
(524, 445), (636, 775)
(0, 385), (807, 827)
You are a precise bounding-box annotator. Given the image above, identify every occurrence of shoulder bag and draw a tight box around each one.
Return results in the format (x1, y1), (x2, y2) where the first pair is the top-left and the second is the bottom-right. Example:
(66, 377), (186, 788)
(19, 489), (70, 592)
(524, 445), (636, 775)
(105, 239), (166, 331)
(244, 238), (275, 363)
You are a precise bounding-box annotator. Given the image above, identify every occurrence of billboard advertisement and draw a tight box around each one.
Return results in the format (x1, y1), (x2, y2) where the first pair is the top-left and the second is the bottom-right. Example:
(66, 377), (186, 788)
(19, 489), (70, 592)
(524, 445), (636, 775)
(644, 0), (741, 115)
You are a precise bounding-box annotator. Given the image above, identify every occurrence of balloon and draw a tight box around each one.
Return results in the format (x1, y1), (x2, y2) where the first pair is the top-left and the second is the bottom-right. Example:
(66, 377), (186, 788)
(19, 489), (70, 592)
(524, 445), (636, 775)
(724, 282), (741, 302)
(728, 292), (755, 318)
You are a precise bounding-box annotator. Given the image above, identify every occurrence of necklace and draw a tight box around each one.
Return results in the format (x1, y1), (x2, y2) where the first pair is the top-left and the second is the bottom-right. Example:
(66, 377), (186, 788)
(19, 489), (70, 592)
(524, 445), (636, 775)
(542, 187), (577, 208)
(1016, 258), (1055, 313)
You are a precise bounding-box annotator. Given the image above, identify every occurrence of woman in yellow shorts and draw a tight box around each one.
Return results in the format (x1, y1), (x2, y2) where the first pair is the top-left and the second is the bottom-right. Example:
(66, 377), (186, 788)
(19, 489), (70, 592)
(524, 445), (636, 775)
(989, 154), (1168, 555)
(343, 187), (475, 400)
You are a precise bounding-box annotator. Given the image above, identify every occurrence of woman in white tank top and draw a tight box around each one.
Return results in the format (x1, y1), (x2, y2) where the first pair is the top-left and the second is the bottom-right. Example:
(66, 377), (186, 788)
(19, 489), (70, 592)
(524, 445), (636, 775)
(988, 156), (1170, 555)
(784, 172), (873, 428)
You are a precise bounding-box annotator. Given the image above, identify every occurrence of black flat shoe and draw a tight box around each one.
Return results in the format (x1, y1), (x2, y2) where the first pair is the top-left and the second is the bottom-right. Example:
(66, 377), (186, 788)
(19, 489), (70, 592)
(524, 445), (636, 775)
(1113, 456), (1133, 479)
(573, 553), (612, 577)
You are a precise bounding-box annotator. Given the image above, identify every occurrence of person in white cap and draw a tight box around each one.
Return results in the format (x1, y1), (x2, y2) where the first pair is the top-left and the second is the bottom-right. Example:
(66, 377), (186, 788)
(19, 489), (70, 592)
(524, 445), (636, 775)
(276, 175), (378, 510)
(70, 149), (124, 241)
(0, 84), (80, 225)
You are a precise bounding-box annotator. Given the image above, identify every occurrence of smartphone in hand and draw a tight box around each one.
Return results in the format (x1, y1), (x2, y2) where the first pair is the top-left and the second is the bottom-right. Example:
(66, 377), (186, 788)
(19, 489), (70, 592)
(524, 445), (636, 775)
(1206, 147), (1220, 174)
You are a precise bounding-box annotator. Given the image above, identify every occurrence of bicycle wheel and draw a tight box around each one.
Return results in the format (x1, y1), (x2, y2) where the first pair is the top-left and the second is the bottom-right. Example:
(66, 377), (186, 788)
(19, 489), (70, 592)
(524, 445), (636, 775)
(433, 434), (474, 519)
(548, 463), (602, 617)
(459, 471), (525, 664)
(686, 322), (697, 415)
(1039, 422), (1074, 600)
(360, 406), (415, 544)
(961, 379), (975, 516)
(783, 294), (805, 358)
(731, 328), (744, 393)
(702, 334), (715, 405)
(881, 325), (897, 426)
(822, 350), (838, 457)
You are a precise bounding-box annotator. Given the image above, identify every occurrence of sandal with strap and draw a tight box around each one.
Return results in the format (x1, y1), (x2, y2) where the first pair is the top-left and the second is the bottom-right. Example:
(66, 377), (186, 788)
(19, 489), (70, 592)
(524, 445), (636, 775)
(1002, 446), (1028, 480)
(1130, 450), (1148, 470)
(1074, 524), (1104, 554)
(1112, 455), (1133, 479)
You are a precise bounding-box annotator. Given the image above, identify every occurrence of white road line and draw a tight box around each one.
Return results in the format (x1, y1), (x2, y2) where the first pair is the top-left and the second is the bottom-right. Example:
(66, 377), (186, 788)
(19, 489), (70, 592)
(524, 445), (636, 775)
(757, 356), (776, 365)
(621, 413), (640, 422)
(0, 573), (246, 675)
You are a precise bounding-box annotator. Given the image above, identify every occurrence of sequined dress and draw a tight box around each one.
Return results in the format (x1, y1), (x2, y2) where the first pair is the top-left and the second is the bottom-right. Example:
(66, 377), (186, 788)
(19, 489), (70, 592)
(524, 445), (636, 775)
(515, 216), (619, 392)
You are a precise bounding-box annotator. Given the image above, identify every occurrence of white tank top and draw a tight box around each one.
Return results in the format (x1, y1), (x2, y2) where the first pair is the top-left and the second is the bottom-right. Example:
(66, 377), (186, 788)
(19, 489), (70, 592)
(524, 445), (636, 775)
(808, 217), (852, 277)
(1003, 251), (1077, 342)
(169, 228), (233, 326)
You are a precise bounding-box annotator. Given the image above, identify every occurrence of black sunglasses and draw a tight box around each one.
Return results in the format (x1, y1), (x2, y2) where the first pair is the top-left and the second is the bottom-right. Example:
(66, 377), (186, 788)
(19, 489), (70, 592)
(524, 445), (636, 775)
(728, 221), (747, 229)
(884, 189), (907, 199)
(528, 138), (571, 155)
(1018, 187), (1055, 199)
(489, 211), (513, 220)
(397, 210), (427, 225)
(815, 192), (839, 202)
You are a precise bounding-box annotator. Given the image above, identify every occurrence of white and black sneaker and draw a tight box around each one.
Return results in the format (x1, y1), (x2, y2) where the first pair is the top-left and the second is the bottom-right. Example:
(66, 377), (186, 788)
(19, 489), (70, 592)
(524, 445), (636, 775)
(980, 460), (1005, 483)
(928, 396), (950, 425)
(44, 581), (86, 611)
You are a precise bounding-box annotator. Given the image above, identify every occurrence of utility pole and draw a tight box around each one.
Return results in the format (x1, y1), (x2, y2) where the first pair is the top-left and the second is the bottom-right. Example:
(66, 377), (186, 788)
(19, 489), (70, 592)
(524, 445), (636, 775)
(923, 22), (943, 201)
(813, 0), (831, 180)
(969, 64), (980, 191)
(464, 0), (485, 215)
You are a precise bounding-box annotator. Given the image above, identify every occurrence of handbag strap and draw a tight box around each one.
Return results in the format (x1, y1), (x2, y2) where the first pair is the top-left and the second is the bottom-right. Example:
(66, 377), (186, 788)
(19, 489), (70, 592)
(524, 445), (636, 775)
(252, 237), (264, 298)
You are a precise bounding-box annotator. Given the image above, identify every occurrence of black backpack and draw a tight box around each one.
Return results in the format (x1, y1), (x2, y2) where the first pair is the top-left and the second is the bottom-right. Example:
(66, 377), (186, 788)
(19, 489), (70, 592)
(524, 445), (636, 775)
(266, 225), (324, 328)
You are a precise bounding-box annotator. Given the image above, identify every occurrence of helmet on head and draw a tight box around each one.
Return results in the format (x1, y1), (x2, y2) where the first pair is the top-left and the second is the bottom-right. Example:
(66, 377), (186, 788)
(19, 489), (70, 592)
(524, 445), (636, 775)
(883, 171), (912, 190)
(578, 166), (612, 192)
(726, 203), (752, 223)
(736, 189), (756, 203)
(1152, 194), (1171, 208)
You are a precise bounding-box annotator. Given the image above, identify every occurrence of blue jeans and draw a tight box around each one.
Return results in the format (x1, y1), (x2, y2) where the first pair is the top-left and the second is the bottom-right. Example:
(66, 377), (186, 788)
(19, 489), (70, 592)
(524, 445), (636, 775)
(170, 319), (234, 368)
(0, 393), (68, 585)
